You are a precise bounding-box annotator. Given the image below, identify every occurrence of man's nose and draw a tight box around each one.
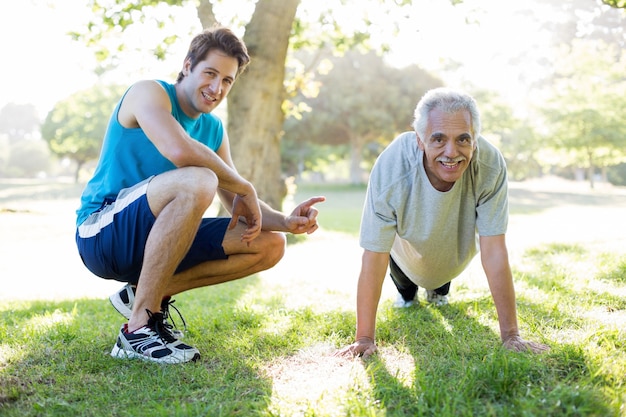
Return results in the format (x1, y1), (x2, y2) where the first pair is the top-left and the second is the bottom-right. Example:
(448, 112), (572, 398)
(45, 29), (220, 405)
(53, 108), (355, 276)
(209, 78), (222, 94)
(444, 140), (458, 156)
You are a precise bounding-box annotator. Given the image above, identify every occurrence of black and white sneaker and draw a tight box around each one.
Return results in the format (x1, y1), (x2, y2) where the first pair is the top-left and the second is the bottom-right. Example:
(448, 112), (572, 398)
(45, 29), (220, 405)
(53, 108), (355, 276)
(110, 310), (200, 364)
(109, 283), (185, 338)
(109, 283), (135, 319)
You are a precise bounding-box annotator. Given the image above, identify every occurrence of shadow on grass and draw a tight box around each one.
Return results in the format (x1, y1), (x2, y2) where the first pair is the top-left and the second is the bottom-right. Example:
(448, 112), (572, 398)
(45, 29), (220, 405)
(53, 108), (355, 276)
(348, 242), (626, 416)
(1, 272), (621, 416)
(0, 277), (281, 417)
(356, 302), (612, 416)
(0, 274), (363, 417)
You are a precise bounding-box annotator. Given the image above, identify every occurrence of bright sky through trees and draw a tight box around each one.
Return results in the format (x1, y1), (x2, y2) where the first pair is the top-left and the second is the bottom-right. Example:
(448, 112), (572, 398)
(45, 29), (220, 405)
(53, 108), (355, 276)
(1, 0), (559, 117)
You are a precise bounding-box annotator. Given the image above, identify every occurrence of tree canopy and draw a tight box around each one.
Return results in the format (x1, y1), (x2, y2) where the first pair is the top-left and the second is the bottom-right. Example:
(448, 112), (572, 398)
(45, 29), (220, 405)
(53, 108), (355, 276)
(41, 84), (127, 182)
(540, 39), (626, 187)
(602, 0), (626, 8)
(55, 0), (626, 191)
(73, 0), (419, 207)
(283, 50), (442, 183)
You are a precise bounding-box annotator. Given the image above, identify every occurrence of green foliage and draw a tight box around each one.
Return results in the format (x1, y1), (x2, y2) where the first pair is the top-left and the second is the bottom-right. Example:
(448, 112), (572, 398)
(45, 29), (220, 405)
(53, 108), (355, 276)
(607, 162), (626, 186)
(602, 0), (626, 8)
(0, 103), (48, 177)
(75, 0), (416, 77)
(72, 0), (188, 71)
(282, 50), (442, 183)
(40, 84), (126, 181)
(284, 50), (440, 147)
(56, 0), (626, 189)
(472, 90), (543, 181)
(3, 140), (50, 178)
(539, 39), (626, 186)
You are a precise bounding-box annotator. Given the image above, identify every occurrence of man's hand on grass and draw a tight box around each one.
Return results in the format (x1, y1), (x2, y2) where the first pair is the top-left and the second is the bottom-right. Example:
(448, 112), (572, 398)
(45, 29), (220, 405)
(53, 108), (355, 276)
(503, 335), (550, 354)
(333, 337), (378, 359)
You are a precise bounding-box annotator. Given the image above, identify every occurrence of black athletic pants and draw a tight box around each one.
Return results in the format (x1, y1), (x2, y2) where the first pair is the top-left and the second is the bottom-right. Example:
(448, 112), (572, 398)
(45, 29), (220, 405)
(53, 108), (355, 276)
(389, 255), (451, 302)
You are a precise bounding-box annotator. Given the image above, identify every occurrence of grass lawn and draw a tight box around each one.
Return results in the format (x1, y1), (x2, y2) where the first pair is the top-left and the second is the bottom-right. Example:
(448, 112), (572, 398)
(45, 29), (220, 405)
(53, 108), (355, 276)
(1, 178), (625, 416)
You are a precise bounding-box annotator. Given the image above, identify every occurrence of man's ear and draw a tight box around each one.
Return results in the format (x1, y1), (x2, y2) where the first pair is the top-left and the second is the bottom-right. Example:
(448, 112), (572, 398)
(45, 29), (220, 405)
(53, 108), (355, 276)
(182, 59), (191, 76)
(416, 132), (425, 150)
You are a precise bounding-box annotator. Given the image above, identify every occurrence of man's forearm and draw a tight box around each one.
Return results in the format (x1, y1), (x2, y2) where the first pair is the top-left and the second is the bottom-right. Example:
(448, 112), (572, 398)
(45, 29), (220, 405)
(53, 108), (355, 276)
(355, 278), (381, 340)
(355, 251), (389, 340)
(257, 200), (288, 231)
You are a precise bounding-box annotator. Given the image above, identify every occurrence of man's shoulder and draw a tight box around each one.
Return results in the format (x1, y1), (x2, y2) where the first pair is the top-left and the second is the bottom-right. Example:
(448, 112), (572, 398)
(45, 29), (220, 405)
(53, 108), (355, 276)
(468, 136), (508, 197)
(121, 80), (172, 108)
(128, 79), (170, 92)
(368, 132), (420, 202)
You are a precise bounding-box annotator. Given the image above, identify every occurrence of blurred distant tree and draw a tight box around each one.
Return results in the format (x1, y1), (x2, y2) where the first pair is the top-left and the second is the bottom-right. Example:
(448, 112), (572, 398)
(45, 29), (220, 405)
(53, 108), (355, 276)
(607, 162), (626, 185)
(41, 84), (126, 182)
(72, 0), (472, 205)
(5, 139), (50, 178)
(502, 0), (626, 118)
(471, 90), (542, 181)
(0, 103), (40, 141)
(0, 102), (43, 177)
(282, 51), (442, 184)
(541, 39), (626, 188)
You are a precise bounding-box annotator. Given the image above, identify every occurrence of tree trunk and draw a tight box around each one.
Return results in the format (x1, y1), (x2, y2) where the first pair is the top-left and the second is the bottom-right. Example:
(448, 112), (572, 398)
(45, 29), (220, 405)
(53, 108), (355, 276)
(196, 0), (217, 28)
(74, 160), (83, 183)
(226, 0), (301, 209)
(587, 148), (595, 189)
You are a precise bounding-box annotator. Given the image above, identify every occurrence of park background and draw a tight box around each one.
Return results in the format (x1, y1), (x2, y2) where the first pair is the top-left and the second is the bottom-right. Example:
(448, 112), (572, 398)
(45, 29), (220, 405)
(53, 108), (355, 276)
(1, 0), (626, 416)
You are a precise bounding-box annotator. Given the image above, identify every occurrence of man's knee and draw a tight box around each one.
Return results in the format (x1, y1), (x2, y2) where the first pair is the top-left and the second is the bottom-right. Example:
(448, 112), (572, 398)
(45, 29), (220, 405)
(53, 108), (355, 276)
(175, 167), (218, 203)
(149, 167), (218, 213)
(259, 232), (287, 269)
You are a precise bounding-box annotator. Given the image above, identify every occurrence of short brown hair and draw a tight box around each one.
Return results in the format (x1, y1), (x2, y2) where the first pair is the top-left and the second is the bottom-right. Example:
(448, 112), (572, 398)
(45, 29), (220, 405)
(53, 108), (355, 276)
(176, 26), (250, 83)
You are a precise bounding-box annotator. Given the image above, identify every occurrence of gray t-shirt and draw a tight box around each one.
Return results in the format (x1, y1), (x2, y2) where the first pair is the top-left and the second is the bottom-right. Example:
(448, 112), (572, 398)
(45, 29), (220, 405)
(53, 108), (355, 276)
(359, 131), (508, 289)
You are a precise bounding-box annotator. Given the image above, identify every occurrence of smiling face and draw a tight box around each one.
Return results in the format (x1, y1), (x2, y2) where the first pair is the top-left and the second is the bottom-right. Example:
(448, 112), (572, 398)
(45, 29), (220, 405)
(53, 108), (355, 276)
(417, 107), (476, 192)
(176, 49), (239, 118)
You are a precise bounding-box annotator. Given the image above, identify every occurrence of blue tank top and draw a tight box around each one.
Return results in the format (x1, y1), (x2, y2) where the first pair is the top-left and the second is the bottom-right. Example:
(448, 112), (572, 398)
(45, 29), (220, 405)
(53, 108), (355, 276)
(76, 80), (224, 226)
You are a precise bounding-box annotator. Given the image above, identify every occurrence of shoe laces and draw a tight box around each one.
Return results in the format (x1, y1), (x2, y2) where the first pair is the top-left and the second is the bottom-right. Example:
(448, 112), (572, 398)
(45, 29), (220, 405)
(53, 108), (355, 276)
(161, 297), (187, 333)
(146, 309), (177, 343)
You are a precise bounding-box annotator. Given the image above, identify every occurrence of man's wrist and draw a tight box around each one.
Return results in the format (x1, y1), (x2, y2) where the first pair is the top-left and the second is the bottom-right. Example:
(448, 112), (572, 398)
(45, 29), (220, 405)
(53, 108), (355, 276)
(236, 181), (255, 197)
(356, 335), (374, 343)
(501, 330), (520, 342)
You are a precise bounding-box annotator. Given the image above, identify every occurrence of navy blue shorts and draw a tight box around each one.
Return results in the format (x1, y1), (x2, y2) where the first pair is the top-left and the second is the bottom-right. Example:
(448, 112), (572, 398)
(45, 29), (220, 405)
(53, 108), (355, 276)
(76, 178), (230, 283)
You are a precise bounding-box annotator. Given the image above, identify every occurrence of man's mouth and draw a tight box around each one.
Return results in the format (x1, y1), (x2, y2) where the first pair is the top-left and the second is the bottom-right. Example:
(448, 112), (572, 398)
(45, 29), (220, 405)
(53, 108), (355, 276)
(436, 157), (465, 169)
(440, 161), (459, 168)
(202, 92), (217, 102)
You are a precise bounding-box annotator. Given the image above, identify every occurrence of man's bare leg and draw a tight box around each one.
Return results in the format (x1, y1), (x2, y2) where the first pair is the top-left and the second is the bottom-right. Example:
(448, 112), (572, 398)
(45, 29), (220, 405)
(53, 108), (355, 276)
(128, 167), (218, 331)
(164, 225), (286, 296)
